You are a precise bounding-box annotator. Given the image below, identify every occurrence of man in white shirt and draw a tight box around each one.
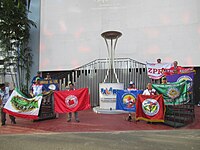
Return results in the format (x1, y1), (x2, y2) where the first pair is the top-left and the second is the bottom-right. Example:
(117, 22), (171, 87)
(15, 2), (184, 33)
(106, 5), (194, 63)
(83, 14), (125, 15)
(30, 77), (45, 97)
(142, 83), (157, 95)
(0, 83), (16, 126)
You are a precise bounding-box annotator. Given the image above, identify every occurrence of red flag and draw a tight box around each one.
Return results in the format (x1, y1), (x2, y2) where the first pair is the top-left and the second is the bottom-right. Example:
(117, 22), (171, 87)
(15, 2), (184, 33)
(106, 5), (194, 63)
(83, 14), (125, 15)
(136, 94), (165, 122)
(54, 88), (90, 113)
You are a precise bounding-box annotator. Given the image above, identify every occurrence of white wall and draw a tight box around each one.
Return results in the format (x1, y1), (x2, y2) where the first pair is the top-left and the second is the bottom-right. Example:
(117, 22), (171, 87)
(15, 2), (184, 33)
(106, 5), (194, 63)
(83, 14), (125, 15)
(40, 0), (200, 71)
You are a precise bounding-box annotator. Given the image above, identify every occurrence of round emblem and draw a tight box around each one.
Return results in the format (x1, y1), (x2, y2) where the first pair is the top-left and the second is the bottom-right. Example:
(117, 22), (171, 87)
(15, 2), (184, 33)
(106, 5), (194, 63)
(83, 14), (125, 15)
(177, 75), (192, 90)
(142, 99), (159, 116)
(65, 95), (78, 108)
(48, 84), (56, 90)
(122, 93), (136, 108)
(167, 87), (180, 99)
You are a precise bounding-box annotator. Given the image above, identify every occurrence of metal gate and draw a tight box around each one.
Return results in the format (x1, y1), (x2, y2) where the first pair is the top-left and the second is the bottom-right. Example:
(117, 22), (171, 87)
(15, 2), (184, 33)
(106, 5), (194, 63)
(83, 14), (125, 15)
(62, 58), (151, 107)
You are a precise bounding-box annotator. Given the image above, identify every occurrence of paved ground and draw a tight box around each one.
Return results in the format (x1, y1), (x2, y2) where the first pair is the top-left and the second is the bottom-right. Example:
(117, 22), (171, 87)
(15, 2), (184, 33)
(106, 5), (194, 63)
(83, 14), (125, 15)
(0, 107), (200, 149)
(0, 130), (200, 150)
(0, 106), (200, 134)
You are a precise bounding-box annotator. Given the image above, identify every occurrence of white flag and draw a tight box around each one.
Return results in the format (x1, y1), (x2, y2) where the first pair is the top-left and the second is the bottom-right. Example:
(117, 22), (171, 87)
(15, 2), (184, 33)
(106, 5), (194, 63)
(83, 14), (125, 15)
(3, 88), (43, 119)
(146, 62), (172, 79)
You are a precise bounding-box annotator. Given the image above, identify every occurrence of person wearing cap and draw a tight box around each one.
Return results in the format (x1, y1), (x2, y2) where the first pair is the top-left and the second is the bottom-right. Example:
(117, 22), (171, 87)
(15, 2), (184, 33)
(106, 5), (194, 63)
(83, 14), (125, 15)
(127, 81), (137, 91)
(126, 81), (138, 122)
(0, 83), (16, 126)
(161, 76), (168, 84)
(31, 71), (43, 84)
(44, 73), (52, 81)
(30, 77), (45, 97)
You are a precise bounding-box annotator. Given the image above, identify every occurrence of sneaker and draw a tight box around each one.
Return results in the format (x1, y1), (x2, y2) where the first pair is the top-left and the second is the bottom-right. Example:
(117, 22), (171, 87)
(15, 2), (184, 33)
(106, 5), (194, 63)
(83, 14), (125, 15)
(198, 103), (200, 107)
(1, 122), (6, 126)
(67, 119), (71, 122)
(75, 119), (80, 123)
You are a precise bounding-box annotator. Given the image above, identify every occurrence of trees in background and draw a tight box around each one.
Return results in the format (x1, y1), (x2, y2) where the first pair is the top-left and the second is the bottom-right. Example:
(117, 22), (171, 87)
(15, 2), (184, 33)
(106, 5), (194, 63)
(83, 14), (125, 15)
(0, 0), (36, 93)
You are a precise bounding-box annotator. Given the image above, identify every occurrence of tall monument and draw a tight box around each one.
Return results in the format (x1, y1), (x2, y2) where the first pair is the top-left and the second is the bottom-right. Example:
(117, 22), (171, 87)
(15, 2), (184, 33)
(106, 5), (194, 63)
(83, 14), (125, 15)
(101, 31), (122, 83)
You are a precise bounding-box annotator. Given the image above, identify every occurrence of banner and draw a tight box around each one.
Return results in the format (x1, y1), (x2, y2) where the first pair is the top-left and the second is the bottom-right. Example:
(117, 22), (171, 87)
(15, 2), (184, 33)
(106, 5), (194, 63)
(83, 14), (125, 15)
(99, 83), (124, 109)
(166, 72), (194, 91)
(164, 67), (194, 76)
(152, 80), (188, 105)
(40, 79), (59, 91)
(146, 62), (172, 79)
(54, 88), (90, 113)
(116, 90), (143, 112)
(136, 94), (165, 122)
(3, 89), (43, 119)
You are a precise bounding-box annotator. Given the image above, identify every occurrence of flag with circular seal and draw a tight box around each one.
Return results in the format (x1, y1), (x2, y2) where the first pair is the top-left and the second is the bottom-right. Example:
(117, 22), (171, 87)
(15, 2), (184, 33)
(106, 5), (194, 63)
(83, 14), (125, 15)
(136, 94), (165, 122)
(152, 80), (188, 105)
(116, 90), (143, 112)
(54, 88), (90, 113)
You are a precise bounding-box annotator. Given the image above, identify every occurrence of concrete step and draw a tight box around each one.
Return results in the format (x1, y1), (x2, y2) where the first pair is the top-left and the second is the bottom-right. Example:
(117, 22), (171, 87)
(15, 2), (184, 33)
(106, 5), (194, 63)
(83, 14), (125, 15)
(164, 120), (185, 128)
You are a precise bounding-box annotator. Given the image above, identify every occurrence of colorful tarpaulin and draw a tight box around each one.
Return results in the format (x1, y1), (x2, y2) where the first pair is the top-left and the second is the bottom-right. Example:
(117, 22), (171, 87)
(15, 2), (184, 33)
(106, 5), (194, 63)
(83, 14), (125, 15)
(3, 88), (43, 119)
(152, 80), (188, 105)
(116, 90), (143, 112)
(146, 62), (172, 79)
(136, 94), (165, 122)
(54, 88), (90, 113)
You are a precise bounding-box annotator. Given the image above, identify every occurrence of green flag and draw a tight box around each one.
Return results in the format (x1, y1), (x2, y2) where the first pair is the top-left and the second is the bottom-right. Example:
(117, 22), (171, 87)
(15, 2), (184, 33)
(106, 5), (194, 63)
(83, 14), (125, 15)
(152, 80), (188, 105)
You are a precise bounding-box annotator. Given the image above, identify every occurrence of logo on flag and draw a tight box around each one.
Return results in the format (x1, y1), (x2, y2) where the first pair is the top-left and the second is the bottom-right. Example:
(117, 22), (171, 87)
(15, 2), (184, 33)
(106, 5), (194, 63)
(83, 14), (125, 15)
(142, 99), (160, 116)
(167, 87), (180, 99)
(54, 88), (90, 113)
(116, 90), (143, 112)
(136, 95), (165, 122)
(177, 75), (192, 90)
(152, 80), (188, 105)
(122, 93), (136, 108)
(11, 96), (38, 112)
(3, 88), (43, 119)
(65, 95), (78, 108)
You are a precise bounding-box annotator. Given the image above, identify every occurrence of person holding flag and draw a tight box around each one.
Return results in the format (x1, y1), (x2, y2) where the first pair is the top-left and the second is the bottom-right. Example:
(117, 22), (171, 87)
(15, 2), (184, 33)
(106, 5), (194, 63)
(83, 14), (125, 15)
(0, 83), (16, 126)
(142, 83), (157, 95)
(67, 83), (80, 122)
(30, 77), (45, 97)
(127, 81), (137, 91)
(126, 81), (138, 121)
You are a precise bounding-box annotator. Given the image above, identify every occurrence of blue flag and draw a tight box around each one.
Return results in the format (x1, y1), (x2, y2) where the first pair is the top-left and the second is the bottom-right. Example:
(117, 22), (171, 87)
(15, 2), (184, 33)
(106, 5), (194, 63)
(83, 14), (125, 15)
(116, 90), (143, 112)
(166, 72), (194, 91)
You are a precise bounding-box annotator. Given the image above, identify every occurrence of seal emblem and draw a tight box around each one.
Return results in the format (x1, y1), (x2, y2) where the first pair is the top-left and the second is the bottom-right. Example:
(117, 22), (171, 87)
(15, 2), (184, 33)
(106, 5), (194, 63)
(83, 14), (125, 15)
(122, 93), (136, 108)
(167, 87), (180, 99)
(65, 95), (78, 108)
(142, 99), (159, 116)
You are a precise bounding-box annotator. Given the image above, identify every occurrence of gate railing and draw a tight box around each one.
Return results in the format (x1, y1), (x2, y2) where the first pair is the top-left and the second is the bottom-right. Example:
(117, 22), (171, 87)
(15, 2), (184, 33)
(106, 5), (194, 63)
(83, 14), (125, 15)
(64, 58), (151, 107)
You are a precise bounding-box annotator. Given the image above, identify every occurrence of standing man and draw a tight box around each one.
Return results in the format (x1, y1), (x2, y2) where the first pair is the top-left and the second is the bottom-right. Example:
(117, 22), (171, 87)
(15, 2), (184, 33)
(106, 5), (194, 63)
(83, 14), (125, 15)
(0, 83), (16, 126)
(67, 83), (80, 122)
(127, 81), (137, 91)
(127, 81), (138, 121)
(169, 61), (183, 74)
(157, 58), (161, 63)
(143, 83), (157, 95)
(30, 77), (45, 97)
(31, 71), (43, 84)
